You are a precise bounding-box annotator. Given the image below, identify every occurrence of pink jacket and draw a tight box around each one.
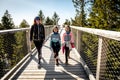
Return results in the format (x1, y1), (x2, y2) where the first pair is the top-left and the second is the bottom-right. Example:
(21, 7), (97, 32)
(61, 32), (74, 53)
(61, 32), (74, 44)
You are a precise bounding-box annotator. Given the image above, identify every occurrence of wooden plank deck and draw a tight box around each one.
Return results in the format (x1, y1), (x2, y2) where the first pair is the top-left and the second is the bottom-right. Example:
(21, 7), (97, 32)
(11, 28), (89, 80)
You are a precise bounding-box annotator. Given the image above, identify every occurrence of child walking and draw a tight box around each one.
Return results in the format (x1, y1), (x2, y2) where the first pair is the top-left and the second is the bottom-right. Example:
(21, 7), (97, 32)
(50, 26), (61, 66)
(62, 25), (74, 65)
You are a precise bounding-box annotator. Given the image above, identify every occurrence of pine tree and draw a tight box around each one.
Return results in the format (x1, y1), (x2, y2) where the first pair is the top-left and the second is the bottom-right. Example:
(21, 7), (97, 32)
(13, 19), (29, 63)
(45, 16), (53, 25)
(19, 19), (29, 53)
(0, 10), (16, 78)
(52, 12), (60, 25)
(0, 23), (5, 78)
(0, 10), (16, 67)
(88, 0), (120, 30)
(38, 10), (45, 24)
(19, 19), (29, 28)
(64, 19), (71, 25)
(1, 10), (14, 29)
(0, 23), (2, 29)
(72, 0), (86, 26)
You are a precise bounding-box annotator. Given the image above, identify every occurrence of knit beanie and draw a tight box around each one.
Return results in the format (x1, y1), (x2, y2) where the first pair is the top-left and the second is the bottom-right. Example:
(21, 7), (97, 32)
(34, 16), (40, 20)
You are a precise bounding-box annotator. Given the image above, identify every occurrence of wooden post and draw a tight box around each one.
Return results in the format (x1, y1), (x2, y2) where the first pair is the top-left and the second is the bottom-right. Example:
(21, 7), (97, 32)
(26, 30), (31, 53)
(76, 30), (82, 53)
(96, 36), (103, 80)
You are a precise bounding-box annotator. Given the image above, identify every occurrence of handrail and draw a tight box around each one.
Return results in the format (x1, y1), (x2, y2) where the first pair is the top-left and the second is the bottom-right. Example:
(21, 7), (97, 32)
(0, 28), (30, 34)
(0, 25), (53, 34)
(71, 26), (120, 41)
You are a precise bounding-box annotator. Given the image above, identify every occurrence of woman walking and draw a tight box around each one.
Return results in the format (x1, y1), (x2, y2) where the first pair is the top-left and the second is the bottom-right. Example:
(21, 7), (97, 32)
(30, 16), (45, 64)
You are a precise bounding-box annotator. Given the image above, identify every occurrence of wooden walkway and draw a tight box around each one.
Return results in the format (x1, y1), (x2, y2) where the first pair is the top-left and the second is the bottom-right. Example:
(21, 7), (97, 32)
(10, 28), (89, 80)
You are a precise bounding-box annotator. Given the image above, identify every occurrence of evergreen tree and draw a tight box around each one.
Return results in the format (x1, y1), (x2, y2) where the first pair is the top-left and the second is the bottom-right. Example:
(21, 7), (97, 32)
(0, 10), (16, 67)
(19, 19), (29, 54)
(72, 0), (86, 26)
(71, 13), (86, 26)
(64, 19), (71, 25)
(1, 10), (14, 29)
(52, 12), (60, 25)
(107, 0), (120, 30)
(13, 19), (29, 63)
(38, 10), (45, 24)
(0, 23), (2, 29)
(19, 19), (29, 28)
(45, 16), (53, 25)
(88, 0), (120, 30)
(0, 10), (16, 78)
(0, 23), (4, 78)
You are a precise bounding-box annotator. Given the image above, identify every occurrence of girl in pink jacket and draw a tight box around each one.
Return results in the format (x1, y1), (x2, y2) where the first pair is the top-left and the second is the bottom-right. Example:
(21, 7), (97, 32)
(62, 25), (74, 65)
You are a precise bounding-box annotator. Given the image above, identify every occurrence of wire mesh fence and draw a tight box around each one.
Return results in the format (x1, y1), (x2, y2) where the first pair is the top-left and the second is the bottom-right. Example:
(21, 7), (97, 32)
(0, 25), (53, 79)
(81, 32), (98, 77)
(100, 38), (120, 80)
(72, 28), (98, 77)
(71, 26), (120, 80)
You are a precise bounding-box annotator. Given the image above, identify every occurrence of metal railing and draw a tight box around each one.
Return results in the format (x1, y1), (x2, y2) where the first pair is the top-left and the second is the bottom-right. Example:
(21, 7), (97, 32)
(0, 25), (53, 79)
(71, 26), (120, 80)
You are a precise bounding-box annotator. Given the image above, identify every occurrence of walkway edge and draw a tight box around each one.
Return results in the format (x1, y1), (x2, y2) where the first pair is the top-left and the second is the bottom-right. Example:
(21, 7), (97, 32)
(72, 48), (96, 80)
(1, 48), (36, 80)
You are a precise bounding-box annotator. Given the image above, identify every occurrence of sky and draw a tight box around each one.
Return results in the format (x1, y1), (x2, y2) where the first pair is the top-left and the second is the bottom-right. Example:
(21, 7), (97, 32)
(0, 0), (76, 26)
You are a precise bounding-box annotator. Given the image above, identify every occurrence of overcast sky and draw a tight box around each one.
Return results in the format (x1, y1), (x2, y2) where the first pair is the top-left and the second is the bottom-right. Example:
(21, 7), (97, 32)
(0, 0), (76, 26)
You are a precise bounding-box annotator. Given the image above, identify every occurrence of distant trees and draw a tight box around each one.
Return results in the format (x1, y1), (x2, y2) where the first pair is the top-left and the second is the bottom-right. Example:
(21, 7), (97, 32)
(38, 10), (59, 25)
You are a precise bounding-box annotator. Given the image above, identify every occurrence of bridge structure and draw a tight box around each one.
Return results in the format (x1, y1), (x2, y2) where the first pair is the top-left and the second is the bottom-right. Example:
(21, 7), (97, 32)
(0, 25), (120, 80)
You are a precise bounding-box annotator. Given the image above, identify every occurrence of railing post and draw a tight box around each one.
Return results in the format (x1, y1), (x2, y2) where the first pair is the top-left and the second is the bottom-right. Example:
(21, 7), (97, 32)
(26, 30), (31, 53)
(96, 36), (103, 80)
(45, 27), (47, 38)
(76, 30), (82, 53)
